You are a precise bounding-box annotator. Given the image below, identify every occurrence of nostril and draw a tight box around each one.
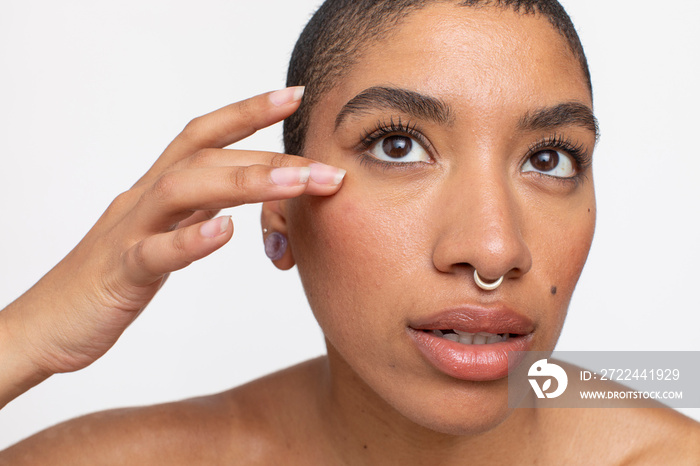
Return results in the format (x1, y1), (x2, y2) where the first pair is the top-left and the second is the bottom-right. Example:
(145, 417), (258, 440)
(430, 208), (532, 278)
(446, 262), (474, 276)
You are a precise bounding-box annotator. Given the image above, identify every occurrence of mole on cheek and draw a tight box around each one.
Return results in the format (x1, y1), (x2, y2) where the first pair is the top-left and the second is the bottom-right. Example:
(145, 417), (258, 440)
(550, 286), (557, 295)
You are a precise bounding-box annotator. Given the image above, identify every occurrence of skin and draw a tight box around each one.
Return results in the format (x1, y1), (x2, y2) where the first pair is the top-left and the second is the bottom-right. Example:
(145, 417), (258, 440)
(0, 86), (343, 409)
(283, 4), (595, 438)
(1, 4), (699, 465)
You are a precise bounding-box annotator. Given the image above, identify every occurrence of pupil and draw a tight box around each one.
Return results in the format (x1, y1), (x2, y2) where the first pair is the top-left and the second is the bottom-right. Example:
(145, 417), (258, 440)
(532, 150), (558, 171)
(382, 136), (412, 158)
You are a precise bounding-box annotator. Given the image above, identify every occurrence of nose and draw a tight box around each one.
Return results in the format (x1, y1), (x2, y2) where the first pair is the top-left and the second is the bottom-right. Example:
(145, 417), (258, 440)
(431, 163), (532, 285)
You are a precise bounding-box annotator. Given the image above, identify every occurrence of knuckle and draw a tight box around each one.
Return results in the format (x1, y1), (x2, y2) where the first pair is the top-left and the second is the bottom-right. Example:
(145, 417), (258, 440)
(181, 116), (203, 141)
(149, 173), (178, 202)
(171, 229), (188, 256)
(128, 240), (148, 270)
(229, 167), (250, 191)
(106, 190), (136, 216)
(233, 99), (257, 134)
(187, 148), (217, 168)
(236, 98), (253, 120)
(269, 152), (290, 168)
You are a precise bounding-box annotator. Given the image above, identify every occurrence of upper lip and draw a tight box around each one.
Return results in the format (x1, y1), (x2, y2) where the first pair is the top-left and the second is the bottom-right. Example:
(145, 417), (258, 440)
(408, 304), (535, 335)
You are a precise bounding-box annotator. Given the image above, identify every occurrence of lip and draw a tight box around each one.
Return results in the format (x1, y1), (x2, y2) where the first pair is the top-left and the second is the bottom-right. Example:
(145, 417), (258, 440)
(408, 306), (535, 381)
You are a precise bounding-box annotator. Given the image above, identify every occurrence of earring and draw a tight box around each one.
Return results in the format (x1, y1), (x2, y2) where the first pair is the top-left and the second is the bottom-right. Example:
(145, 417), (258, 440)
(474, 270), (504, 291)
(264, 232), (287, 261)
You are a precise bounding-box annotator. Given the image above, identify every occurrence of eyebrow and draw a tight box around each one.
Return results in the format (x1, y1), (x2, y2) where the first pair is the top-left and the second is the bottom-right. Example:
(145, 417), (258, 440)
(519, 102), (600, 140)
(334, 86), (454, 130)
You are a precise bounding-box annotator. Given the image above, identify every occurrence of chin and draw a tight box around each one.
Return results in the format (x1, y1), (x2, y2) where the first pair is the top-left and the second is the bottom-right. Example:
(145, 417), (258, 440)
(384, 380), (519, 437)
(326, 336), (535, 438)
(413, 413), (513, 437)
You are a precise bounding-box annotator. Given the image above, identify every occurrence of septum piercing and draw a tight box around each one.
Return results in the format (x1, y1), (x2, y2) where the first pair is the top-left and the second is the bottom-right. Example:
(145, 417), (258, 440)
(474, 270), (504, 291)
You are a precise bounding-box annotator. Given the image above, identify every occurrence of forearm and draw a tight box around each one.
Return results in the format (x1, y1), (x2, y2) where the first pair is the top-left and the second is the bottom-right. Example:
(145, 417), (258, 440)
(0, 298), (52, 409)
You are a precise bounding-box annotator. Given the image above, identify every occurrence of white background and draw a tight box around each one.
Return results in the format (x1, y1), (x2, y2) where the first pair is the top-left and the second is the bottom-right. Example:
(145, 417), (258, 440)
(1, 0), (698, 449)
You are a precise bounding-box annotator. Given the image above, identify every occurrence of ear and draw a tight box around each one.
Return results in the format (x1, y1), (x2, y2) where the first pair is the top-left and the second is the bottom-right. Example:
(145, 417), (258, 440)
(261, 199), (295, 270)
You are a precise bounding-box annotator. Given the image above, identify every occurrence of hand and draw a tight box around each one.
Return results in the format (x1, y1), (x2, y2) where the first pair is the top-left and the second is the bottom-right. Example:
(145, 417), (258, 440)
(0, 87), (345, 406)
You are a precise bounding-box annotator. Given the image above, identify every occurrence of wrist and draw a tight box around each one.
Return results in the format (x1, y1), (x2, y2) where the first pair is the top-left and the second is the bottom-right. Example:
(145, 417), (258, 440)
(0, 303), (52, 409)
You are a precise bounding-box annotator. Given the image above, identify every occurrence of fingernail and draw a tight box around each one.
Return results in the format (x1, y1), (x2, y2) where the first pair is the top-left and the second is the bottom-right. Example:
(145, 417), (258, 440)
(269, 86), (305, 107)
(270, 166), (311, 186)
(200, 216), (231, 238)
(309, 163), (346, 185)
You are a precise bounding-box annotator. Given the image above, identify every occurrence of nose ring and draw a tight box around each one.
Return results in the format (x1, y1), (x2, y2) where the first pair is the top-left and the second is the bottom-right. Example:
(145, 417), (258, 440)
(474, 270), (504, 291)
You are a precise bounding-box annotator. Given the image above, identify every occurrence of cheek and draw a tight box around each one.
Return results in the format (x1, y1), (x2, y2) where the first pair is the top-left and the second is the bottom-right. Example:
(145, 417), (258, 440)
(529, 200), (596, 340)
(285, 177), (432, 348)
(549, 204), (596, 293)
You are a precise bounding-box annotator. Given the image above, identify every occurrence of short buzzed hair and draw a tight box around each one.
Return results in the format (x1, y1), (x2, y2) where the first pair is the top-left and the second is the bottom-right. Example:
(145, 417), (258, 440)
(283, 0), (591, 156)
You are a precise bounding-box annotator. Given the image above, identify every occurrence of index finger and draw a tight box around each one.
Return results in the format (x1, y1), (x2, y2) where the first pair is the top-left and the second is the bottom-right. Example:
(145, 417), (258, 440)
(144, 87), (305, 180)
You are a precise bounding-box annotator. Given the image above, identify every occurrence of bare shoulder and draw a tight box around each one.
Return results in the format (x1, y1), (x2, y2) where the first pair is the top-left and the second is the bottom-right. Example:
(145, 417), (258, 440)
(541, 362), (700, 464)
(219, 356), (330, 461)
(619, 407), (700, 464)
(0, 391), (240, 465)
(566, 403), (700, 464)
(0, 357), (327, 465)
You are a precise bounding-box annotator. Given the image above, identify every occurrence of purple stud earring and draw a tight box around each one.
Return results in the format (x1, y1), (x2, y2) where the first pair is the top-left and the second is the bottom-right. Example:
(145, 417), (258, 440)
(264, 232), (287, 261)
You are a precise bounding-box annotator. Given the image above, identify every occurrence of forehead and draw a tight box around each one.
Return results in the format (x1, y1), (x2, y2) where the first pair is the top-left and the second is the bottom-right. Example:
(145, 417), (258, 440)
(315, 3), (591, 131)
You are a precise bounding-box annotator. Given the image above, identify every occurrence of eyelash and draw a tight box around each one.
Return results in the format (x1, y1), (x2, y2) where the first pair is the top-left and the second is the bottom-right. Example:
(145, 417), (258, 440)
(355, 119), (592, 182)
(525, 134), (592, 184)
(355, 117), (432, 169)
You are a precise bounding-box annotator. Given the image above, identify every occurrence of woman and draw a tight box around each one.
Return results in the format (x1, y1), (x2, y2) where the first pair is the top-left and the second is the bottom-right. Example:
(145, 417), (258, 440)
(1, 0), (698, 463)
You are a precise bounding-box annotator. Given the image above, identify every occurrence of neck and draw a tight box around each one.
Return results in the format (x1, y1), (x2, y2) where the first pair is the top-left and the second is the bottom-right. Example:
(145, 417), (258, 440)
(315, 344), (547, 464)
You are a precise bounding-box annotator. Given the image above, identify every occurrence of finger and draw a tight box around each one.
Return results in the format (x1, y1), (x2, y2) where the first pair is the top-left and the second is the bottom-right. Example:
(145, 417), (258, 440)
(175, 148), (349, 197)
(176, 209), (219, 229)
(140, 87), (305, 183)
(133, 164), (345, 231)
(123, 216), (234, 286)
(177, 148), (309, 171)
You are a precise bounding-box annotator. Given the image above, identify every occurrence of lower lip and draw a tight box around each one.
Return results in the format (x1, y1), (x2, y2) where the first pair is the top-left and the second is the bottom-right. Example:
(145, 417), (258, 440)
(408, 329), (533, 381)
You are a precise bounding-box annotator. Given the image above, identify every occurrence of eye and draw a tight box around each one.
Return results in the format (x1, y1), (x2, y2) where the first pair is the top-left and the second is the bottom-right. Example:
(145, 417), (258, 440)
(368, 135), (430, 163)
(522, 150), (575, 178)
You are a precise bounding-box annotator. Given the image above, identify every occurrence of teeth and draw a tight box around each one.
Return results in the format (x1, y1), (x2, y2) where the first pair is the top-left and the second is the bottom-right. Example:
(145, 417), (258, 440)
(458, 335), (473, 344)
(430, 329), (512, 345)
(473, 334), (487, 345)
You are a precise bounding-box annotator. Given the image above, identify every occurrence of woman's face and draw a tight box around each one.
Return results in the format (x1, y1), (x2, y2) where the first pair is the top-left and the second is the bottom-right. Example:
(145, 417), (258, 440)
(281, 4), (596, 434)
